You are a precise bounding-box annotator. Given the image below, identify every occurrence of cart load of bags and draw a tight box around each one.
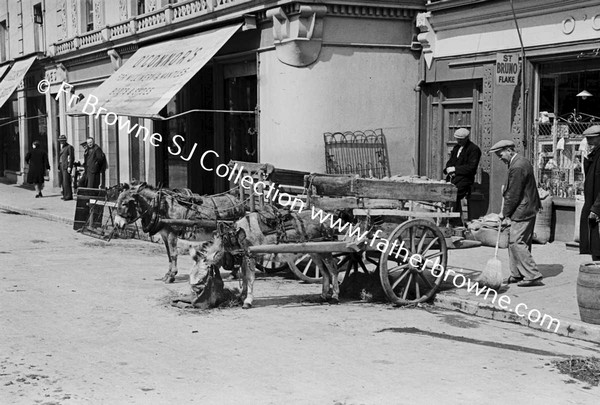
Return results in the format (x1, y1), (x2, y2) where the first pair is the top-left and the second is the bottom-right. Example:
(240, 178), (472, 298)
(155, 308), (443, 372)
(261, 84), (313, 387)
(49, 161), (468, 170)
(467, 188), (553, 247)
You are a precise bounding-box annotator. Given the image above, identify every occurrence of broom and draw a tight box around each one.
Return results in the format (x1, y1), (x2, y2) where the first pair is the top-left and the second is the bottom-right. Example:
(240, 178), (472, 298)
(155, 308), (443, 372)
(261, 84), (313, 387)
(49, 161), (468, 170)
(476, 186), (505, 290)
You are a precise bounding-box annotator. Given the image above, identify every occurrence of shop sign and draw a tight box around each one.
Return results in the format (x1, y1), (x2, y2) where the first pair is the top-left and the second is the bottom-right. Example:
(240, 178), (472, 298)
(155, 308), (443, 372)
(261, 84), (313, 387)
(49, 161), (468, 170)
(495, 53), (520, 86)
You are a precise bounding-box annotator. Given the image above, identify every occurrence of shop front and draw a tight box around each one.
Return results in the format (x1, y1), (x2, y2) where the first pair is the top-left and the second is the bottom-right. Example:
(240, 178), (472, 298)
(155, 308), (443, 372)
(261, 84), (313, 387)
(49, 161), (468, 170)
(418, 0), (600, 241)
(49, 1), (425, 195)
(0, 56), (50, 185)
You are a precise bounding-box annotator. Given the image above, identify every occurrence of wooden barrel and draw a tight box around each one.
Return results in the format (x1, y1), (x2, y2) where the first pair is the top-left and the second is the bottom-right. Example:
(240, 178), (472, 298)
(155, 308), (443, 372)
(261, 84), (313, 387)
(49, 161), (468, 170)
(577, 262), (600, 324)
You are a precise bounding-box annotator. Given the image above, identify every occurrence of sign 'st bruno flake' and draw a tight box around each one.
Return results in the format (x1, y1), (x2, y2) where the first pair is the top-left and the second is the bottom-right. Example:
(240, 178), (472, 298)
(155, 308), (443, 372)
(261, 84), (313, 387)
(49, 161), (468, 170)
(495, 52), (520, 86)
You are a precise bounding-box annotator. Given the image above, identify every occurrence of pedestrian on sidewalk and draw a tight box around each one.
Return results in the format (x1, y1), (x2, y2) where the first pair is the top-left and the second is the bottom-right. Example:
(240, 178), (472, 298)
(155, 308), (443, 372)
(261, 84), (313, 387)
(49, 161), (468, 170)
(58, 135), (75, 201)
(490, 139), (543, 287)
(83, 137), (106, 188)
(25, 140), (50, 198)
(580, 125), (600, 260)
(443, 127), (481, 225)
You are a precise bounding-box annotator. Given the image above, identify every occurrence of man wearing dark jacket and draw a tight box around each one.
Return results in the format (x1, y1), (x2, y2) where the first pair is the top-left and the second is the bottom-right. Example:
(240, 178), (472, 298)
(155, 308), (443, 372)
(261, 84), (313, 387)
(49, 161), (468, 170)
(443, 128), (481, 224)
(58, 135), (75, 200)
(580, 125), (600, 260)
(491, 139), (543, 287)
(84, 137), (106, 188)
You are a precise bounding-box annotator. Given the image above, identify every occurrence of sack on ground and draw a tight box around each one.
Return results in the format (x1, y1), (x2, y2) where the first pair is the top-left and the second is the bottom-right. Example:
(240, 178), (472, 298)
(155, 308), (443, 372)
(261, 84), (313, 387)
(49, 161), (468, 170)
(467, 215), (509, 248)
(533, 189), (552, 244)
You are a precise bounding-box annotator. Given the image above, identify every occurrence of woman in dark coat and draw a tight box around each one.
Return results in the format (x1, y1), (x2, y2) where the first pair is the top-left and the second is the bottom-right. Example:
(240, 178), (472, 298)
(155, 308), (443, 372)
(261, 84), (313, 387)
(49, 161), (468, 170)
(25, 140), (50, 198)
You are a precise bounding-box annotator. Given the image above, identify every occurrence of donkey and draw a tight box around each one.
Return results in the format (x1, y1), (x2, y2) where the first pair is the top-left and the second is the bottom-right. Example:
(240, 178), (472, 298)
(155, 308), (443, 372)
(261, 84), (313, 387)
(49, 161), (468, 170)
(113, 183), (245, 283)
(207, 209), (342, 308)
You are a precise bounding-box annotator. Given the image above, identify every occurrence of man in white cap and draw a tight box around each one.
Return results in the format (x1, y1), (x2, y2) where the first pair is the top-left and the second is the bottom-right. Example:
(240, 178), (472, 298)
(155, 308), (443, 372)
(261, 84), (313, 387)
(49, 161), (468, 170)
(490, 139), (543, 286)
(443, 127), (481, 224)
(580, 125), (600, 260)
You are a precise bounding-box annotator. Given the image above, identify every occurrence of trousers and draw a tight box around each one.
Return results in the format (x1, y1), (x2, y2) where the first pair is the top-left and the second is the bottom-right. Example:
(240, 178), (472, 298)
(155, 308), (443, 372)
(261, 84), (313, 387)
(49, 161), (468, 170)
(508, 217), (543, 281)
(452, 187), (471, 226)
(59, 168), (73, 199)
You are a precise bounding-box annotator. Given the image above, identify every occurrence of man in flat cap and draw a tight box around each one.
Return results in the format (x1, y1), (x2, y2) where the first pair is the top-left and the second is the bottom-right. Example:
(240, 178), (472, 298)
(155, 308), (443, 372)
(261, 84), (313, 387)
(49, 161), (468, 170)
(490, 139), (543, 286)
(57, 134), (74, 201)
(580, 125), (600, 259)
(443, 128), (482, 225)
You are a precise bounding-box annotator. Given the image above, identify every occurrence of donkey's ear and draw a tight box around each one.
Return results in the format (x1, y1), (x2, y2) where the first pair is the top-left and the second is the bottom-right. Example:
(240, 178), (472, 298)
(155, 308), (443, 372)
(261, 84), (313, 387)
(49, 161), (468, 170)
(121, 183), (130, 190)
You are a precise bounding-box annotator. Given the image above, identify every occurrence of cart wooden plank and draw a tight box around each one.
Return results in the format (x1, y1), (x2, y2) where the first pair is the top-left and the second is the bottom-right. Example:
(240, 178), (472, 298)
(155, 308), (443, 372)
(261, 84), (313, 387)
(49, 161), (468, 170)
(310, 196), (407, 210)
(159, 219), (233, 227)
(354, 178), (456, 202)
(352, 209), (460, 218)
(306, 174), (456, 202)
(248, 240), (363, 254)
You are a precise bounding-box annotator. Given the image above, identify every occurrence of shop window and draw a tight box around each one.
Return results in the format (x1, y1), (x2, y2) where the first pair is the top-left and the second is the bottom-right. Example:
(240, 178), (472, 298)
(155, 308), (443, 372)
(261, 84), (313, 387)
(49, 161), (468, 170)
(128, 117), (145, 183)
(26, 96), (47, 153)
(0, 100), (20, 173)
(536, 69), (600, 197)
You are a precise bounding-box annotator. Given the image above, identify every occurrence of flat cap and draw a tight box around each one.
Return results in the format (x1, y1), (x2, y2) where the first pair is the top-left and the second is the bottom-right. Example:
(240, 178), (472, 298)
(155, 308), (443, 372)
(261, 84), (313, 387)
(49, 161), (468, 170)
(454, 128), (470, 139)
(489, 139), (515, 153)
(58, 134), (67, 141)
(583, 125), (600, 137)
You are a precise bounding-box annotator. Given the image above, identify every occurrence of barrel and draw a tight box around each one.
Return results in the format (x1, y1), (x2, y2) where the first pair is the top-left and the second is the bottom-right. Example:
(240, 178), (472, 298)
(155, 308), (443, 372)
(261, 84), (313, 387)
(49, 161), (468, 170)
(577, 262), (600, 324)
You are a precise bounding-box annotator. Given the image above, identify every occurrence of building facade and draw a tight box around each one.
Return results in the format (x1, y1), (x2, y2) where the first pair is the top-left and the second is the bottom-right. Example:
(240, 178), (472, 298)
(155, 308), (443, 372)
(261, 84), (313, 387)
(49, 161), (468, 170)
(0, 0), (427, 195)
(417, 0), (600, 229)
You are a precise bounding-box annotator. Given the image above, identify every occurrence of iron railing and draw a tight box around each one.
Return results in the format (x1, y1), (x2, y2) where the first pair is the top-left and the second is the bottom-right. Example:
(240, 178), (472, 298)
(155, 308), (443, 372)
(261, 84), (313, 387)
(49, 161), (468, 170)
(324, 129), (391, 179)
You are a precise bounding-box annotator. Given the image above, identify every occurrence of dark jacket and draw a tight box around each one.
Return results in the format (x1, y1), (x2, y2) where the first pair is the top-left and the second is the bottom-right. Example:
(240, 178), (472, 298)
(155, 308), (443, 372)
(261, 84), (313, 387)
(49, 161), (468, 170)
(502, 154), (541, 221)
(580, 145), (600, 255)
(58, 143), (75, 171)
(443, 140), (482, 191)
(25, 148), (50, 184)
(84, 144), (106, 174)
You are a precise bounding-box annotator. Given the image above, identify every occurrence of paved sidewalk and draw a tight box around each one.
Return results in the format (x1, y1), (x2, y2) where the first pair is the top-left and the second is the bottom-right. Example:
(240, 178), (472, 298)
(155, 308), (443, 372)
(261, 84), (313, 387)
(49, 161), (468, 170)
(440, 243), (600, 344)
(0, 181), (76, 225)
(1, 181), (600, 343)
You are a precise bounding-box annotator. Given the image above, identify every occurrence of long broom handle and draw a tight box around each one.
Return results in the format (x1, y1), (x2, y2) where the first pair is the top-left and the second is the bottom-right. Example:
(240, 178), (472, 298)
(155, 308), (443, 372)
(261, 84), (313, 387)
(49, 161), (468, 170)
(495, 185), (505, 258)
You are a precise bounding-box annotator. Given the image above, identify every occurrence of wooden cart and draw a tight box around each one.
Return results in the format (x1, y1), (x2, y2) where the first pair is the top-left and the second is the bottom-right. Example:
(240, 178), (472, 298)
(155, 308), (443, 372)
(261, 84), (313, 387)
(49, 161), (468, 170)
(247, 174), (459, 305)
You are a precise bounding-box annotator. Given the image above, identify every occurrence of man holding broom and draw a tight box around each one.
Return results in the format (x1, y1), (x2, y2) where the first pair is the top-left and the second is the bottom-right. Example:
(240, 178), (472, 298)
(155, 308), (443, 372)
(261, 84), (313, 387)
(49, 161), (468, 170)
(490, 140), (543, 287)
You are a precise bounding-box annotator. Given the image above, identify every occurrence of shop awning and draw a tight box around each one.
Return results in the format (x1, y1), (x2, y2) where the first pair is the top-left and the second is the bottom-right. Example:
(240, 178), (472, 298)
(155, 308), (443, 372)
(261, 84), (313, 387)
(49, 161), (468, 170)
(0, 56), (37, 110)
(67, 23), (242, 118)
(0, 64), (10, 81)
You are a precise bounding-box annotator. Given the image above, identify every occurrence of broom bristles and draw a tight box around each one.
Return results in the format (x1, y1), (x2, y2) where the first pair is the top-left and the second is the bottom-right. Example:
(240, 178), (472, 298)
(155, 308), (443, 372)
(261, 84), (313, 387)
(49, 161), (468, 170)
(476, 257), (503, 290)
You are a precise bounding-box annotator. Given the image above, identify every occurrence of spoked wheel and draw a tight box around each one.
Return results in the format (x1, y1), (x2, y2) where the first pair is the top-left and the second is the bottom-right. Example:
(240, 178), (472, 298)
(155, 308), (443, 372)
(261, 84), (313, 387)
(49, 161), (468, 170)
(342, 251), (380, 278)
(255, 253), (289, 274)
(380, 219), (448, 305)
(287, 252), (350, 283)
(287, 251), (378, 283)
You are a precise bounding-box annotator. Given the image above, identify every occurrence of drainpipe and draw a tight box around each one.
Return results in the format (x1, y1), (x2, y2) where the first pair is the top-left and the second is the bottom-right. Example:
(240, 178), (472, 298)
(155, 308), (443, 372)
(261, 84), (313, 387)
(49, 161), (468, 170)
(509, 0), (528, 153)
(414, 69), (425, 176)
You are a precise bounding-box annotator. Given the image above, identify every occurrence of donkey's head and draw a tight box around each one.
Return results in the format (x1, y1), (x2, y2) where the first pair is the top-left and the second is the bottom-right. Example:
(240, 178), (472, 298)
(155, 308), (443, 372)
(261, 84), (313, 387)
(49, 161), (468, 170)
(203, 222), (247, 270)
(114, 183), (147, 229)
